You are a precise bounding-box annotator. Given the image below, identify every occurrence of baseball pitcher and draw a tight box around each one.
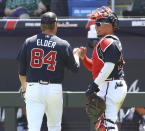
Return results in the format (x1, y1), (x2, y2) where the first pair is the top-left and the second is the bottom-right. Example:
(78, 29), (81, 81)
(17, 12), (80, 131)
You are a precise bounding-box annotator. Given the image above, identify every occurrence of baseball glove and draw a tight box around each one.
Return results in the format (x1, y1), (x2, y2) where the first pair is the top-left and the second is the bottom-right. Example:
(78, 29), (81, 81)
(86, 93), (106, 121)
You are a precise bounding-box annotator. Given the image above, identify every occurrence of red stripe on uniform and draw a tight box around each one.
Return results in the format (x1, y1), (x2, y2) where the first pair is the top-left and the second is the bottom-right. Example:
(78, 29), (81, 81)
(4, 20), (17, 30)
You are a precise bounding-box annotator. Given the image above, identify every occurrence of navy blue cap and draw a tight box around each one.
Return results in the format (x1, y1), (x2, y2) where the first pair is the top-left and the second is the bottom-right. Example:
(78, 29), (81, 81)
(41, 12), (57, 24)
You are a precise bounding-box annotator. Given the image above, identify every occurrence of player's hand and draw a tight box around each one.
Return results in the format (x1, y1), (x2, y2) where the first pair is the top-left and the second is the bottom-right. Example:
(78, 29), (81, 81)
(79, 46), (87, 60)
(21, 86), (26, 93)
(86, 82), (100, 98)
(19, 87), (26, 101)
(73, 48), (81, 56)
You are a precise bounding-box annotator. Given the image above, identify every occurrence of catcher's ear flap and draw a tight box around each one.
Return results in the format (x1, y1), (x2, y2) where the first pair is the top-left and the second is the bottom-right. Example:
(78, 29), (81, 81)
(108, 13), (119, 29)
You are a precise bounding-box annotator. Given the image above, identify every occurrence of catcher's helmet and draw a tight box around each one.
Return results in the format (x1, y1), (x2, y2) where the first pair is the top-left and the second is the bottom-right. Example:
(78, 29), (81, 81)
(41, 12), (57, 24)
(90, 6), (119, 29)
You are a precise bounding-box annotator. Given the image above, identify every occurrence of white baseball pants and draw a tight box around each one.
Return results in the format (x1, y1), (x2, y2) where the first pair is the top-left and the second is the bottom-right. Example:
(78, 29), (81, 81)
(97, 79), (127, 131)
(25, 82), (63, 131)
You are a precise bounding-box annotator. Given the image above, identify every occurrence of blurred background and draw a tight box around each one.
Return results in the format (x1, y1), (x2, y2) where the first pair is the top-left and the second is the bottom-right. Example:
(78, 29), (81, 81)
(0, 0), (145, 131)
(0, 0), (145, 18)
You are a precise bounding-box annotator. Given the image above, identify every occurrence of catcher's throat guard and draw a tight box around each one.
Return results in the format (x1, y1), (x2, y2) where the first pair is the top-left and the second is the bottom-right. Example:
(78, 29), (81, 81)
(86, 93), (106, 121)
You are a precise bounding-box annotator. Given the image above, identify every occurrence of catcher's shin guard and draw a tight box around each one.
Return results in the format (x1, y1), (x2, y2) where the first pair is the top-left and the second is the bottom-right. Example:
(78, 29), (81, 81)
(95, 122), (106, 131)
(95, 116), (106, 131)
(95, 117), (115, 131)
(99, 125), (106, 131)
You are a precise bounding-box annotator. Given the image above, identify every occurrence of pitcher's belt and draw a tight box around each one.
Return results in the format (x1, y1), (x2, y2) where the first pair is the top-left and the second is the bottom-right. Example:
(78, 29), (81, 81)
(28, 80), (61, 84)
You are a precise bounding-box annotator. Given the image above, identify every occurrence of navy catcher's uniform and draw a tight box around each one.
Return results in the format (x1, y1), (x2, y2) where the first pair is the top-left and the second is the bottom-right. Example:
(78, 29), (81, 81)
(81, 6), (127, 131)
(83, 35), (127, 131)
(17, 12), (80, 131)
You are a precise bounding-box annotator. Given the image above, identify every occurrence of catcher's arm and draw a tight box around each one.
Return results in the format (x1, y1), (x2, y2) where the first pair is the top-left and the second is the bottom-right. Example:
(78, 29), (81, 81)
(86, 62), (114, 98)
(85, 63), (114, 122)
(94, 62), (115, 86)
(80, 47), (93, 71)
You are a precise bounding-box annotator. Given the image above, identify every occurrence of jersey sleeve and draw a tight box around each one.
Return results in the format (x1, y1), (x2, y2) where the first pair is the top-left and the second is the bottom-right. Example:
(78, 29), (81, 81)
(16, 41), (27, 75)
(82, 56), (93, 71)
(65, 43), (80, 72)
(103, 40), (121, 64)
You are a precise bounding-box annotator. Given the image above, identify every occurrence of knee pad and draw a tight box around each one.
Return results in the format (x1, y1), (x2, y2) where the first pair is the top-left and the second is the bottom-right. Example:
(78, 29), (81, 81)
(100, 124), (107, 131)
(95, 122), (106, 131)
(95, 116), (105, 131)
(95, 117), (116, 131)
(96, 124), (115, 131)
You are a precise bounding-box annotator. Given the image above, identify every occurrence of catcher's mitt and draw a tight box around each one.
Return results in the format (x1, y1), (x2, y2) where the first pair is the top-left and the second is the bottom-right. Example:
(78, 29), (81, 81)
(86, 93), (106, 121)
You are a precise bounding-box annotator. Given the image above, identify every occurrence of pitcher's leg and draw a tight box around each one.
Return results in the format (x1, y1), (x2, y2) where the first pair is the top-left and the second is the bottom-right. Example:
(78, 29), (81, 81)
(26, 100), (45, 131)
(45, 93), (63, 131)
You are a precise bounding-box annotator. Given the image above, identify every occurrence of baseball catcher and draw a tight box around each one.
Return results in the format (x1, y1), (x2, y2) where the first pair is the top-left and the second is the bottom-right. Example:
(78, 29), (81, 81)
(79, 6), (127, 131)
